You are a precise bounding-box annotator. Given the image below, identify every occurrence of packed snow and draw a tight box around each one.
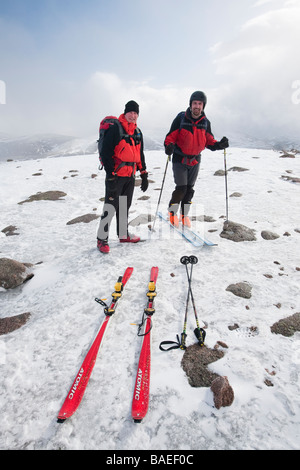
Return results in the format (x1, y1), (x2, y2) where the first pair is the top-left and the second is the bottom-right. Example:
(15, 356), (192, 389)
(0, 145), (299, 450)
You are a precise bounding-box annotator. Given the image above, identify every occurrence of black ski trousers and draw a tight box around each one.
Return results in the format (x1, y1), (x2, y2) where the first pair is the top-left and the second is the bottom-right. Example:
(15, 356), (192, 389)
(168, 161), (200, 215)
(97, 176), (135, 240)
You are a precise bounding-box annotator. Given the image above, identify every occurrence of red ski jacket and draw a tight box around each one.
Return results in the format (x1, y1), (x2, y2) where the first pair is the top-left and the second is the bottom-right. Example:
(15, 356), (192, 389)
(101, 114), (146, 177)
(164, 109), (220, 165)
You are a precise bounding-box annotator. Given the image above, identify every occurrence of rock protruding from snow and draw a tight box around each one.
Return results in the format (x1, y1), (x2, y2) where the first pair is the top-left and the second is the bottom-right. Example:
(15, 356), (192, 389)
(226, 281), (252, 299)
(0, 313), (31, 336)
(210, 376), (235, 409)
(18, 191), (67, 205)
(270, 312), (300, 337)
(129, 214), (154, 226)
(1, 225), (19, 236)
(181, 344), (235, 409)
(66, 213), (100, 225)
(220, 220), (257, 242)
(181, 344), (224, 387)
(0, 258), (34, 289)
(261, 230), (280, 240)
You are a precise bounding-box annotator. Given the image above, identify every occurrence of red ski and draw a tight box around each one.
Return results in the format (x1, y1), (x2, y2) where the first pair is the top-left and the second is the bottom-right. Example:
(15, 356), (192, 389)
(131, 266), (159, 423)
(57, 267), (133, 423)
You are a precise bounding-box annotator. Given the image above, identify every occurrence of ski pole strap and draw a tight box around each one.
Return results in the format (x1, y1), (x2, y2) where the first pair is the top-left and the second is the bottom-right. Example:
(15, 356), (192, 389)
(95, 298), (114, 316)
(137, 312), (152, 336)
(95, 297), (108, 308)
(159, 336), (181, 351)
(159, 334), (186, 352)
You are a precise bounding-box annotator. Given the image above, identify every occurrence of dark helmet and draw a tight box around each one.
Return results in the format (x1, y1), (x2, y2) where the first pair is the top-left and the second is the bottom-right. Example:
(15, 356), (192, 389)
(189, 91), (207, 109)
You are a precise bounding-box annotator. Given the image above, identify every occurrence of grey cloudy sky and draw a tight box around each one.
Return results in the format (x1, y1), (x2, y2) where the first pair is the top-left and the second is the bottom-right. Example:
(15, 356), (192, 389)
(0, 0), (299, 144)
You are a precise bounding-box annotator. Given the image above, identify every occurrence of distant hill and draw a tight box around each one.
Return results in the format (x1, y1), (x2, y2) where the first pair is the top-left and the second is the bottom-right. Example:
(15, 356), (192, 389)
(0, 132), (298, 162)
(0, 133), (164, 162)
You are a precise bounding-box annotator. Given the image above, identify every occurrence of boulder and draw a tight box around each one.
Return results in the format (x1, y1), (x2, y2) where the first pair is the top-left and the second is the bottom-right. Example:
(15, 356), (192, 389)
(0, 258), (34, 289)
(211, 376), (234, 409)
(0, 313), (31, 335)
(271, 312), (300, 337)
(220, 220), (256, 242)
(226, 282), (252, 299)
(261, 230), (280, 240)
(181, 344), (224, 387)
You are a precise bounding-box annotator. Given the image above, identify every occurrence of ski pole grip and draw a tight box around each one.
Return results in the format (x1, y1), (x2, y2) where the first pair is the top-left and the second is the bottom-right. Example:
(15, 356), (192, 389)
(180, 256), (190, 265)
(180, 332), (187, 350)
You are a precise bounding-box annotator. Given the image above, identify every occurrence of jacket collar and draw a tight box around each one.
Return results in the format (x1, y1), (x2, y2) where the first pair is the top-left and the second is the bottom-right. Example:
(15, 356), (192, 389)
(119, 113), (137, 134)
(186, 107), (205, 124)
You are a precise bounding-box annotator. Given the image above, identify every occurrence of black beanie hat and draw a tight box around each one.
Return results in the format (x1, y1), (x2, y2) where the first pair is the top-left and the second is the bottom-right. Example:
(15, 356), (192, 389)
(124, 100), (139, 114)
(189, 91), (207, 108)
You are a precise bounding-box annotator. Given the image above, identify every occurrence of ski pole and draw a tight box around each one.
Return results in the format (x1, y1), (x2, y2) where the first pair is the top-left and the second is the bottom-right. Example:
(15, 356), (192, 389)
(180, 255), (206, 347)
(150, 155), (170, 232)
(224, 148), (229, 223)
(180, 264), (190, 349)
(180, 257), (192, 350)
(159, 255), (204, 352)
(158, 255), (191, 352)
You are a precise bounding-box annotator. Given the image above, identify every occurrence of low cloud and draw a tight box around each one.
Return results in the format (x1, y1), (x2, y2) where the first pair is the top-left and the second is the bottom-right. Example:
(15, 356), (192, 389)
(208, 2), (300, 144)
(1, 1), (299, 148)
(74, 72), (194, 139)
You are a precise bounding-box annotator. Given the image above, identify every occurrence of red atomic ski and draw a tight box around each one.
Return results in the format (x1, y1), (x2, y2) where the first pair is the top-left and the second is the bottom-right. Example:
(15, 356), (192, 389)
(131, 266), (159, 423)
(57, 267), (133, 423)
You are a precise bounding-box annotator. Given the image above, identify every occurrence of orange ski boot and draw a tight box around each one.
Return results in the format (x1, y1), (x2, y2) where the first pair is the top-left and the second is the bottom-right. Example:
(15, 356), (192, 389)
(168, 212), (179, 228)
(180, 214), (191, 228)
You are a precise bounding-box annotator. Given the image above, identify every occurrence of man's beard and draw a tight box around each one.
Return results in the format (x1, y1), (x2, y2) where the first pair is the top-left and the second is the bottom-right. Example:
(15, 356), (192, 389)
(191, 109), (201, 118)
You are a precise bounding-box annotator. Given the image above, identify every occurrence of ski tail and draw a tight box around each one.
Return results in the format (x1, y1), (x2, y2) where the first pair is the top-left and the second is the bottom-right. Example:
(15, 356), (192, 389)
(131, 318), (151, 423)
(57, 316), (110, 423)
(57, 267), (133, 423)
(157, 212), (216, 246)
(131, 267), (158, 423)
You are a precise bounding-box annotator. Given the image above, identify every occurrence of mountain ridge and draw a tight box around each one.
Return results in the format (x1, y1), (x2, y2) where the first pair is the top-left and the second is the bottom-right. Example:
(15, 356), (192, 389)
(0, 132), (299, 162)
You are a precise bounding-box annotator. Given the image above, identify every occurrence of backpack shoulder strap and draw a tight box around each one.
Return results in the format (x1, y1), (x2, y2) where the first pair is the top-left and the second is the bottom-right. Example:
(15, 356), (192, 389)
(178, 111), (186, 130)
(115, 120), (126, 137)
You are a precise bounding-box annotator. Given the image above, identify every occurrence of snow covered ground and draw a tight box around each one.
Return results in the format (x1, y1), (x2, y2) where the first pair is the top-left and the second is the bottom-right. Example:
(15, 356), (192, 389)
(0, 146), (299, 450)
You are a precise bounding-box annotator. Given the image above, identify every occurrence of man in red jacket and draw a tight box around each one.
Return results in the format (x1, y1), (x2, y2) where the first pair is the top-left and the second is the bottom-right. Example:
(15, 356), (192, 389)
(97, 100), (148, 253)
(164, 91), (229, 227)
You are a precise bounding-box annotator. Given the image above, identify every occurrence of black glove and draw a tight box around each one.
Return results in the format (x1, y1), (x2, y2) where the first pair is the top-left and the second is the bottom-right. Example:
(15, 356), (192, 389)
(165, 143), (175, 156)
(140, 172), (148, 192)
(218, 137), (229, 149)
(106, 176), (118, 200)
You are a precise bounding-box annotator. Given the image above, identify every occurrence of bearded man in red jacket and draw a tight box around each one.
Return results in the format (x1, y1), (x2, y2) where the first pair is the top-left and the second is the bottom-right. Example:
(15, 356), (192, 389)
(164, 91), (229, 228)
(97, 100), (148, 253)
